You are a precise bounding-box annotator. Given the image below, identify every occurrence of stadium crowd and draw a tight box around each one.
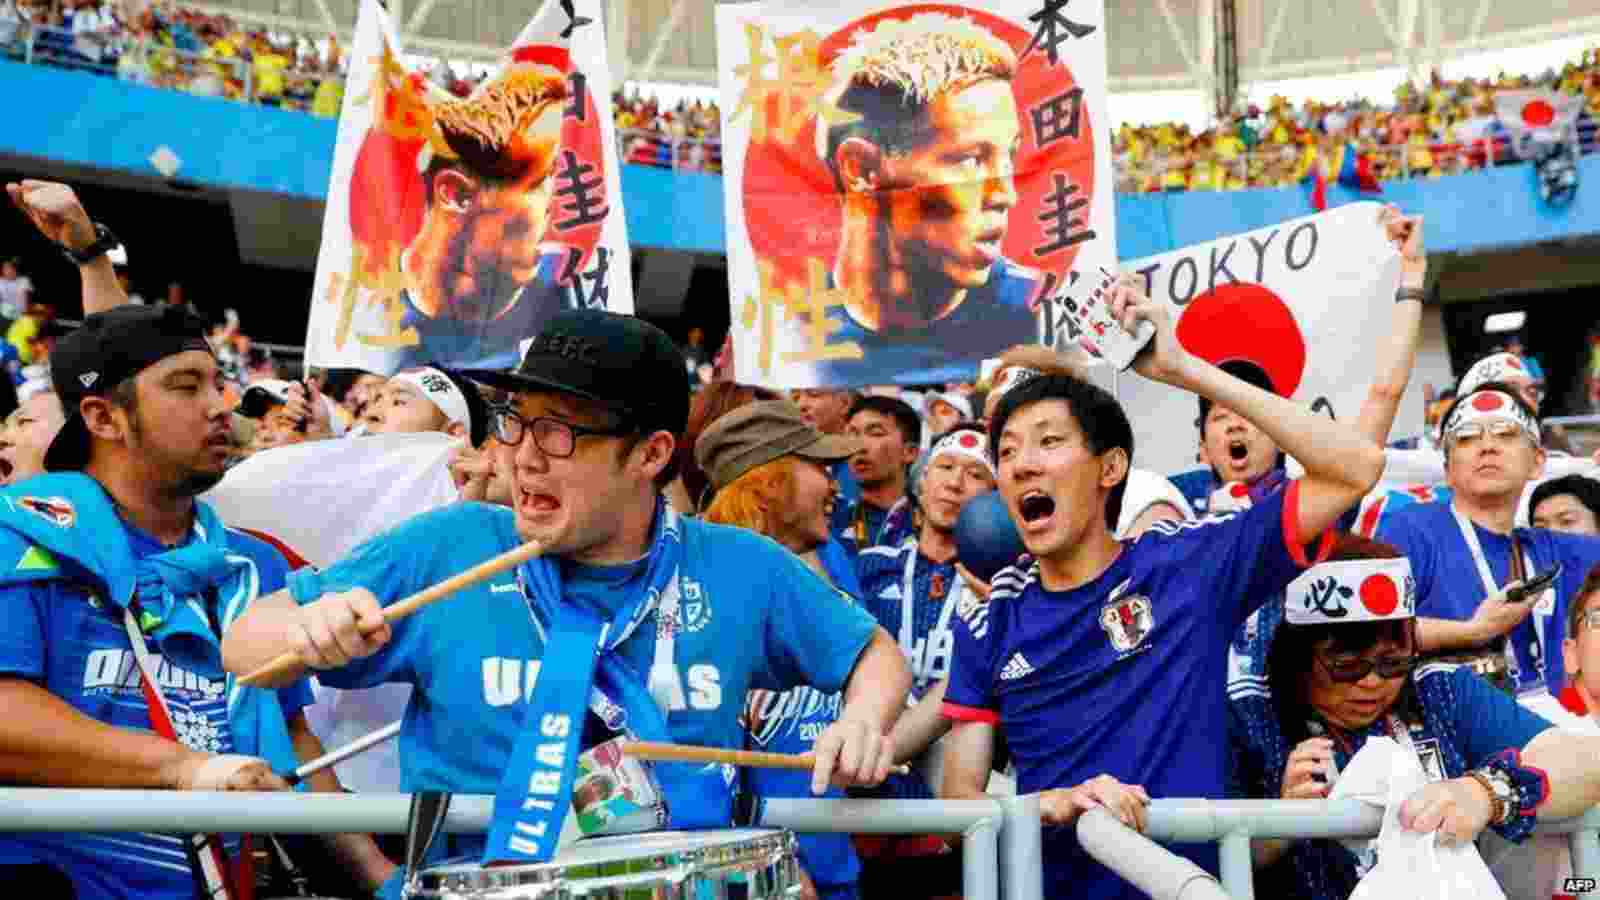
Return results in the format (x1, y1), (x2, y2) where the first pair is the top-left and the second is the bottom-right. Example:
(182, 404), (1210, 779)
(2, 170), (1600, 900)
(6, 2), (1599, 186)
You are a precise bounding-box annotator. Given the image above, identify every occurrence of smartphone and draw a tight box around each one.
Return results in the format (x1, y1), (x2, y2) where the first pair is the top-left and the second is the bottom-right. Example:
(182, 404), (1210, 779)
(1506, 563), (1562, 604)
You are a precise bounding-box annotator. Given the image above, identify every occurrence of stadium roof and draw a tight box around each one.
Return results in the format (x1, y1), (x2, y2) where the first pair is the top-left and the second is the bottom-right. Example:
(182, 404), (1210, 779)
(193, 0), (1598, 94)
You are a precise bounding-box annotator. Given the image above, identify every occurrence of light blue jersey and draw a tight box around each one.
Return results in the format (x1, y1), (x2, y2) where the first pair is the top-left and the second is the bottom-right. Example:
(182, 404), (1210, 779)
(287, 501), (878, 890)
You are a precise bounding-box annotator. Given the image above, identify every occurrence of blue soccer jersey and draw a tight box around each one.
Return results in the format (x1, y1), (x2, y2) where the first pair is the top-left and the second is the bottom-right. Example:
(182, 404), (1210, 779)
(943, 489), (1314, 900)
(1377, 500), (1600, 696)
(287, 501), (878, 890)
(0, 523), (304, 900)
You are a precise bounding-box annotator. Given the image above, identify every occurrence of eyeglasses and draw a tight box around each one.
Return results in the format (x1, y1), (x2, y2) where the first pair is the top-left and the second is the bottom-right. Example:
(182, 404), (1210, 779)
(1315, 652), (1417, 684)
(1449, 420), (1528, 445)
(491, 406), (633, 458)
(1579, 609), (1600, 633)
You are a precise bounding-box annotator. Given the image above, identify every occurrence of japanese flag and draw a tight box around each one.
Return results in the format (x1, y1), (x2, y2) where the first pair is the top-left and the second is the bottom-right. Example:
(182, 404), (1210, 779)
(1494, 89), (1584, 158)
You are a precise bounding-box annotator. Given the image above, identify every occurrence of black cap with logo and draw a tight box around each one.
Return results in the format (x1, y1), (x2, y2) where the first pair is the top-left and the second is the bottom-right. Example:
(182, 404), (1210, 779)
(45, 304), (214, 472)
(465, 309), (689, 435)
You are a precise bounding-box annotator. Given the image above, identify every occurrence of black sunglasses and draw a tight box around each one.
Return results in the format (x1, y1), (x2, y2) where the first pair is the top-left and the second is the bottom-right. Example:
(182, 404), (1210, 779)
(1315, 652), (1417, 684)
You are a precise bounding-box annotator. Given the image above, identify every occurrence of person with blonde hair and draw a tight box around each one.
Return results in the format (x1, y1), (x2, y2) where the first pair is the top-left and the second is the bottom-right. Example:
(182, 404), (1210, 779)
(697, 400), (868, 900)
(809, 12), (1041, 385)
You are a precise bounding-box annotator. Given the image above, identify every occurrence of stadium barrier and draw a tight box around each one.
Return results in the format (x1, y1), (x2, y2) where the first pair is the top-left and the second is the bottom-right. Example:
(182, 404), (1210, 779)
(7, 789), (1599, 898)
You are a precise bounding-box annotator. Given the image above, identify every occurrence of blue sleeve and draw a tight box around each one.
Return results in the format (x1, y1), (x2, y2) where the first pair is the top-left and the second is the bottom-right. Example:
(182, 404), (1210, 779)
(1448, 668), (1555, 767)
(1152, 486), (1308, 630)
(282, 511), (460, 690)
(0, 581), (45, 681)
(1376, 510), (1445, 618)
(756, 537), (878, 695)
(942, 594), (998, 722)
(853, 547), (901, 633)
(1552, 532), (1600, 596)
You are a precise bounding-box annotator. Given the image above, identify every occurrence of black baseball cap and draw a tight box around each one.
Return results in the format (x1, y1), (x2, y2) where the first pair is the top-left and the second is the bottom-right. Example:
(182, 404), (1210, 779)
(464, 310), (689, 435)
(45, 304), (214, 472)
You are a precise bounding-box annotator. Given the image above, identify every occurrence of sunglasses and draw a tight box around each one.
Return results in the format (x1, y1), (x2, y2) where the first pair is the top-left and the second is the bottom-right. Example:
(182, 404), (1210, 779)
(1315, 652), (1417, 684)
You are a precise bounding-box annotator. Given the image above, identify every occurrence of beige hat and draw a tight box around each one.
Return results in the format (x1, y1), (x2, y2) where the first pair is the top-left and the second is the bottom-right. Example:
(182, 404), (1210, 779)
(695, 400), (861, 492)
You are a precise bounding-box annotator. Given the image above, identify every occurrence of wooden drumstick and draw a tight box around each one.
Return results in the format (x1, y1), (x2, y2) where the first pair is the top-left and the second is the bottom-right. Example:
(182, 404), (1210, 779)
(624, 741), (912, 776)
(239, 539), (545, 687)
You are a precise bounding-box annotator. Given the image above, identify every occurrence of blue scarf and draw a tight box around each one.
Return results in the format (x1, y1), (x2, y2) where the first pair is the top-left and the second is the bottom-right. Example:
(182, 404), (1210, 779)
(484, 500), (732, 863)
(0, 474), (299, 779)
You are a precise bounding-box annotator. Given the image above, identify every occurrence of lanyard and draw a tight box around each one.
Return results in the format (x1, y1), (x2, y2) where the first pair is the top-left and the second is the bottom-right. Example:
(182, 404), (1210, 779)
(899, 545), (962, 694)
(120, 604), (244, 900)
(1450, 503), (1551, 689)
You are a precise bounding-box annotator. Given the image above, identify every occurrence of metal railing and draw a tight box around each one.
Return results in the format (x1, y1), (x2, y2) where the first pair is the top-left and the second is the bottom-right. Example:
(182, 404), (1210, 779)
(0, 789), (1041, 900)
(7, 788), (1598, 898)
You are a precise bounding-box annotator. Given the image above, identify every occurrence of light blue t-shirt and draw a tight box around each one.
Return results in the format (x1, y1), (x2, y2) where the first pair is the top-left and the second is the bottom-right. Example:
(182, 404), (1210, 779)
(288, 501), (879, 887)
(0, 522), (304, 900)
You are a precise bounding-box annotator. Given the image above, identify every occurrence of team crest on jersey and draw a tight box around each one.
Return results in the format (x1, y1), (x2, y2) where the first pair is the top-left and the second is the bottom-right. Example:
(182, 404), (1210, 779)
(18, 496), (75, 528)
(679, 579), (711, 633)
(1100, 594), (1154, 654)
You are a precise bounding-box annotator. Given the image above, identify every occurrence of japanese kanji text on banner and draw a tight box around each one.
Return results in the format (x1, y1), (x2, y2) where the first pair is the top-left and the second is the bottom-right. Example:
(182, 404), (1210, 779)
(304, 0), (631, 375)
(715, 0), (1116, 388)
(1113, 202), (1408, 476)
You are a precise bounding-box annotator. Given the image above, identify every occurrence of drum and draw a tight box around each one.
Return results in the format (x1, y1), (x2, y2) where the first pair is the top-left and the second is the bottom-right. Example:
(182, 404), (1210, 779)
(405, 829), (800, 899)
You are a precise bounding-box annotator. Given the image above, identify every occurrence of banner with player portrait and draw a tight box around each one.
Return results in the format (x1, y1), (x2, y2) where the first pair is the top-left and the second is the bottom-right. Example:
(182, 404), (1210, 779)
(715, 0), (1116, 388)
(304, 0), (631, 375)
(1111, 202), (1410, 476)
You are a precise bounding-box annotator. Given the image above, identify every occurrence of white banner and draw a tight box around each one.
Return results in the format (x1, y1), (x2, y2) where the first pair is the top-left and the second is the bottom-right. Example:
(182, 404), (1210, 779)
(1494, 89), (1585, 158)
(715, 0), (1116, 388)
(1114, 202), (1407, 476)
(305, 0), (631, 375)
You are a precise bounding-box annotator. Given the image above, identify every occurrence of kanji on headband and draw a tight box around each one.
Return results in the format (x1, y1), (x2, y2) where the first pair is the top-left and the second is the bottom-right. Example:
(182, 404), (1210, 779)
(1286, 557), (1416, 626)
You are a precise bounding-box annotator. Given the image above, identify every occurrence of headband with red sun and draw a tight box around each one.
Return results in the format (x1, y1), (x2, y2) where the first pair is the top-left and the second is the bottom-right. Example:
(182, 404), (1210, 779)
(1286, 557), (1416, 626)
(927, 429), (995, 477)
(1443, 389), (1539, 448)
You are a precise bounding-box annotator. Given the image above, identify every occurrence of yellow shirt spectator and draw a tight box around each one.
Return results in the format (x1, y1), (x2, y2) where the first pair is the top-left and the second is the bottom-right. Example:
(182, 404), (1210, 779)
(312, 77), (343, 117)
(254, 51), (289, 99)
(7, 316), (40, 366)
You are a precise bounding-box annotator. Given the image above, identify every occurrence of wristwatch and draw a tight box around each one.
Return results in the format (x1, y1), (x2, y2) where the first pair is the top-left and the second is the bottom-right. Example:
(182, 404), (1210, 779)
(1468, 767), (1517, 826)
(1394, 286), (1427, 304)
(61, 222), (120, 266)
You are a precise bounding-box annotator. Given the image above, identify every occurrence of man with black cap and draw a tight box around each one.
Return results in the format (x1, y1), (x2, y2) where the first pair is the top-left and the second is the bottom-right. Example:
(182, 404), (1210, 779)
(223, 309), (911, 897)
(0, 305), (329, 900)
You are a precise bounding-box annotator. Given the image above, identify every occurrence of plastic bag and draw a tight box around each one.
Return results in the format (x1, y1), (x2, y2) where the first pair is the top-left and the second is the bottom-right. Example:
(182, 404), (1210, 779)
(1336, 738), (1506, 900)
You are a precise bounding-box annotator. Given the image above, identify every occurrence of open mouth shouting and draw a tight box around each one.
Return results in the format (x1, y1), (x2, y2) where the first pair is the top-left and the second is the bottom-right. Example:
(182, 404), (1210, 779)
(1016, 490), (1057, 534)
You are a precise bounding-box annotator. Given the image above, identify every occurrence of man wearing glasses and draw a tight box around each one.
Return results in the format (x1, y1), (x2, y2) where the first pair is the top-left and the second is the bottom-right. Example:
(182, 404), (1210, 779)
(1376, 382), (1600, 707)
(223, 310), (910, 898)
(1562, 569), (1600, 732)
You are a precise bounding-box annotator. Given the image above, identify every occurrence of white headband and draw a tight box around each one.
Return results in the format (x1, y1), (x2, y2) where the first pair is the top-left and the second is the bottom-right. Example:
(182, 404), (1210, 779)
(1285, 557), (1416, 626)
(391, 367), (472, 433)
(1443, 390), (1539, 448)
(1458, 352), (1534, 397)
(927, 429), (995, 477)
(990, 366), (1041, 403)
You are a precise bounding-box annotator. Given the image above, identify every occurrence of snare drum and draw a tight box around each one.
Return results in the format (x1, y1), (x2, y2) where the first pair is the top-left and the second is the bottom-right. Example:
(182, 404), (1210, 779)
(405, 829), (800, 899)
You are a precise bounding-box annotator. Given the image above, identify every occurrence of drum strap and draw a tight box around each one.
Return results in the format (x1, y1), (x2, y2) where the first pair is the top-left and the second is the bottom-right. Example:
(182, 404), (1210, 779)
(402, 792), (453, 897)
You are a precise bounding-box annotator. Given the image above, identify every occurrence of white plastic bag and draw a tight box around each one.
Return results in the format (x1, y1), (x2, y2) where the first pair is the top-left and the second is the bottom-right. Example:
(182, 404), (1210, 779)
(1335, 738), (1506, 900)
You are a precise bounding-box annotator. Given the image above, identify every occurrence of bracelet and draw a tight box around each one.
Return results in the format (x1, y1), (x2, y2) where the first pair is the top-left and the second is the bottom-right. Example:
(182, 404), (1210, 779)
(1395, 286), (1426, 304)
(1465, 769), (1512, 826)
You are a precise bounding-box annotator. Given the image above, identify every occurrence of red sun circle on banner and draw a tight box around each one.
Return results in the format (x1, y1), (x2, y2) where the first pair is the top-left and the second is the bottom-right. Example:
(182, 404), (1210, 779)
(1359, 574), (1400, 617)
(1522, 99), (1556, 128)
(1472, 391), (1507, 412)
(739, 3), (1097, 293)
(1174, 282), (1308, 400)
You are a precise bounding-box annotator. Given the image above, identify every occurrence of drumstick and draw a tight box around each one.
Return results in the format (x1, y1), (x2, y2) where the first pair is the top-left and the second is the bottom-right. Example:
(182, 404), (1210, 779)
(624, 741), (912, 776)
(282, 720), (402, 787)
(239, 539), (545, 687)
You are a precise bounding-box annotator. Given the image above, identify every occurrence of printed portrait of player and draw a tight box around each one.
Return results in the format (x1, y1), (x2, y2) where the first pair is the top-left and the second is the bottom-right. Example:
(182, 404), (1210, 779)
(812, 13), (1040, 379)
(396, 62), (578, 367)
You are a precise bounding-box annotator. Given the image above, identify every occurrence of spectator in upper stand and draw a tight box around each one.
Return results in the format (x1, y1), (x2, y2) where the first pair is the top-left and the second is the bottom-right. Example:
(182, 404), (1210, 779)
(0, 258), (32, 322)
(7, 301), (55, 367)
(0, 386), (63, 486)
(833, 395), (920, 556)
(69, 0), (117, 69)
(1531, 475), (1600, 536)
(252, 35), (290, 106)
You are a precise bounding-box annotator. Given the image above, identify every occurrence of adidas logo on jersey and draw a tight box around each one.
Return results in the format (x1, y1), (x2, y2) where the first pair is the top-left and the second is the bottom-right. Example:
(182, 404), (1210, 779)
(999, 652), (1034, 681)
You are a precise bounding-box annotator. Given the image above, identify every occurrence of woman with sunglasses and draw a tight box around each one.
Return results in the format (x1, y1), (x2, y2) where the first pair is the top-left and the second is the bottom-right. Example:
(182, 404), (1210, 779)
(1231, 533), (1600, 900)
